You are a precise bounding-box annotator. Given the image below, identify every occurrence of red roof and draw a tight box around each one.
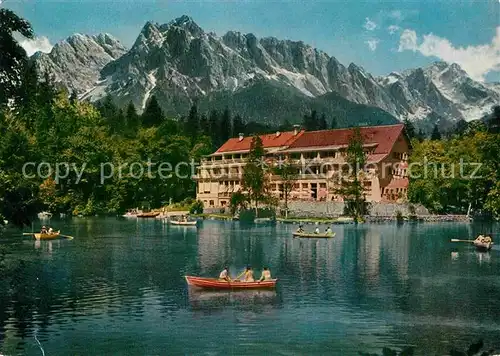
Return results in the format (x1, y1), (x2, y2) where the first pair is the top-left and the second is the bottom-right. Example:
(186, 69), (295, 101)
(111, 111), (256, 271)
(216, 130), (304, 153)
(287, 124), (405, 154)
(385, 177), (409, 189)
(214, 124), (407, 156)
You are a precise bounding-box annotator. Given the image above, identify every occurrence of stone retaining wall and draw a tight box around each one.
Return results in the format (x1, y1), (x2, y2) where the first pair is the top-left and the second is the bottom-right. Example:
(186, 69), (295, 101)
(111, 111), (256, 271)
(287, 201), (430, 218)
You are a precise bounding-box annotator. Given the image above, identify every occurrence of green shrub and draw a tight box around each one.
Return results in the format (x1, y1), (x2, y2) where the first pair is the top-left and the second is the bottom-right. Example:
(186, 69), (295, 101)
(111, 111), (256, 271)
(189, 200), (204, 215)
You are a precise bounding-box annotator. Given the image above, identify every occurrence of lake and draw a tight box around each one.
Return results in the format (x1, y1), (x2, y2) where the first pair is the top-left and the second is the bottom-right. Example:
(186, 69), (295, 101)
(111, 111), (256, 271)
(0, 218), (499, 355)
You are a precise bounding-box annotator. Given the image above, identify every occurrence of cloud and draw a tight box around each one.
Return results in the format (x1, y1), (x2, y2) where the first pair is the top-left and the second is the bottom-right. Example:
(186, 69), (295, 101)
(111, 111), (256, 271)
(388, 25), (400, 35)
(364, 17), (377, 31)
(19, 36), (53, 57)
(365, 39), (380, 51)
(398, 27), (500, 81)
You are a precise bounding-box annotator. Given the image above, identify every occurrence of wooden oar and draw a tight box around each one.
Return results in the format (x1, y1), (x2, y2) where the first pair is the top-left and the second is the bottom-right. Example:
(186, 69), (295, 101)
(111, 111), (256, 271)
(451, 239), (475, 243)
(23, 232), (34, 236)
(59, 234), (74, 240)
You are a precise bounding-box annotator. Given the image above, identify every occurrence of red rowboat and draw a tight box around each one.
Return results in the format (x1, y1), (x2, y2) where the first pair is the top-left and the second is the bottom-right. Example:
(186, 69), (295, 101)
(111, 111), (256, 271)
(185, 276), (277, 290)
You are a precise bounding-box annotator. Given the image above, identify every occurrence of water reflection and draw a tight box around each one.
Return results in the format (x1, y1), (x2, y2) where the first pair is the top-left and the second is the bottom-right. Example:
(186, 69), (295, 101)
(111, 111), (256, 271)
(188, 288), (279, 309)
(0, 219), (499, 355)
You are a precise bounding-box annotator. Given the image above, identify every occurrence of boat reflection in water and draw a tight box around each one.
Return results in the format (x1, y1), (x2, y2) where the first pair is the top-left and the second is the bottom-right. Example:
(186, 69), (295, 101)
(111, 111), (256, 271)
(187, 288), (280, 311)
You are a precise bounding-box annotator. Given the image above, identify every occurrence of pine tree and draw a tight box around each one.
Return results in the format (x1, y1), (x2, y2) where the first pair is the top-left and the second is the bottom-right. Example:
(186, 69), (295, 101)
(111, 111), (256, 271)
(403, 118), (416, 140)
(232, 114), (245, 137)
(318, 114), (327, 130)
(331, 116), (338, 129)
(302, 110), (318, 130)
(98, 95), (118, 128)
(199, 113), (209, 134)
(219, 107), (231, 143)
(208, 109), (219, 147)
(431, 124), (441, 140)
(141, 95), (164, 127)
(242, 136), (268, 217)
(335, 127), (368, 221)
(126, 101), (140, 132)
(185, 103), (200, 139)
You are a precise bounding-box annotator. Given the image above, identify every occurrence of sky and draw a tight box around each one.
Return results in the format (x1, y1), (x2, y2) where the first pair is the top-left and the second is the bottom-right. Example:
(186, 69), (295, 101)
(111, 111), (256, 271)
(4, 0), (500, 82)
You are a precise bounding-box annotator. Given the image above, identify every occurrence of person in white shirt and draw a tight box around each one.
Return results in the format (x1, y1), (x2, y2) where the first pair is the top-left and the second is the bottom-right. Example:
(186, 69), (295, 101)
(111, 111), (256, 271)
(314, 227), (320, 234)
(258, 267), (272, 282)
(218, 266), (230, 281)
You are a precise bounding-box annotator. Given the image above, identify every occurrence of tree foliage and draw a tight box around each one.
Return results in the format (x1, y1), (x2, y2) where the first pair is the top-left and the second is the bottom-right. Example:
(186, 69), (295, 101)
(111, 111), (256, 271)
(335, 127), (369, 220)
(408, 119), (500, 219)
(242, 136), (268, 216)
(273, 161), (297, 218)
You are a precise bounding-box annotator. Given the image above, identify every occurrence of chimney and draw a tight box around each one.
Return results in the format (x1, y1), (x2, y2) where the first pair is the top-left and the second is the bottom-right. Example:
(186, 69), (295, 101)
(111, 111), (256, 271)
(276, 131), (281, 137)
(293, 124), (300, 135)
(238, 133), (244, 141)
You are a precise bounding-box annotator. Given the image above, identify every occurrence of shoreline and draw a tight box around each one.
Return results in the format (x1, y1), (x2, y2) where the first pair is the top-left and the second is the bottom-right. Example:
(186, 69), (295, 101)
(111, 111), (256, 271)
(195, 213), (474, 223)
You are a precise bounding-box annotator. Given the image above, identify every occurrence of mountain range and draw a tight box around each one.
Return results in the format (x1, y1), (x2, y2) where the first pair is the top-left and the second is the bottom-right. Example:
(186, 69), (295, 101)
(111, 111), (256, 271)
(32, 15), (500, 131)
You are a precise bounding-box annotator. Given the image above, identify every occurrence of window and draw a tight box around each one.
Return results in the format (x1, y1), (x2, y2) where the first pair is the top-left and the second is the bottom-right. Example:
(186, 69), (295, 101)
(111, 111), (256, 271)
(320, 183), (327, 188)
(221, 201), (227, 206)
(294, 183), (300, 189)
(209, 200), (214, 206)
(302, 183), (308, 189)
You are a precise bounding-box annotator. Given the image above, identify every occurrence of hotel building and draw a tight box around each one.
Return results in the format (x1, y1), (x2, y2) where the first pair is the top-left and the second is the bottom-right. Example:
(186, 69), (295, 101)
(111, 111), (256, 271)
(195, 124), (411, 208)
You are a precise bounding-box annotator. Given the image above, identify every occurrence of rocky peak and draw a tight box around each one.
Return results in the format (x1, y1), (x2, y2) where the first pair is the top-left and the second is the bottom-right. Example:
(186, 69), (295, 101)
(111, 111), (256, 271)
(169, 15), (204, 37)
(33, 32), (127, 95)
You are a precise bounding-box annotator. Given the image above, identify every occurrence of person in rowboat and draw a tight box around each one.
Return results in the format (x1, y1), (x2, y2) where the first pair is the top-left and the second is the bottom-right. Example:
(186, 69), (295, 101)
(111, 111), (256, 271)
(236, 266), (254, 282)
(325, 227), (332, 234)
(48, 227), (54, 234)
(314, 227), (320, 234)
(40, 226), (47, 234)
(296, 225), (304, 233)
(258, 267), (272, 282)
(218, 266), (231, 282)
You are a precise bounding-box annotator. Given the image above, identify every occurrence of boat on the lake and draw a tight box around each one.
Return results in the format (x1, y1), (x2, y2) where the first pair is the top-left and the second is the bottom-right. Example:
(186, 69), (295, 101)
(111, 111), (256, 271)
(33, 231), (60, 240)
(136, 212), (160, 218)
(474, 235), (493, 252)
(254, 217), (275, 223)
(169, 219), (197, 226)
(122, 209), (142, 218)
(37, 211), (52, 220)
(185, 276), (277, 290)
(293, 231), (336, 238)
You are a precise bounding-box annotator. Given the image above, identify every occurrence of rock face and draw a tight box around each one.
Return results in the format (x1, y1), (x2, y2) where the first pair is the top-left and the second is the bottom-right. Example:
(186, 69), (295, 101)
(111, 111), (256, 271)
(32, 33), (127, 95)
(377, 62), (500, 123)
(36, 16), (500, 129)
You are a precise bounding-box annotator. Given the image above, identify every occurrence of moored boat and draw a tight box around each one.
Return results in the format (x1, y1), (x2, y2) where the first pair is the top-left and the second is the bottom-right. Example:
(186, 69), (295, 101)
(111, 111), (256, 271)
(136, 212), (160, 218)
(292, 231), (336, 238)
(185, 276), (277, 290)
(169, 220), (197, 226)
(34, 231), (60, 240)
(123, 209), (142, 218)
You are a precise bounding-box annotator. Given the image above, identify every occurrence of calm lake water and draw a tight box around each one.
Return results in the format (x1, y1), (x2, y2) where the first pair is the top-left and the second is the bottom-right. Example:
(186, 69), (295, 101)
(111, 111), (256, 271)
(0, 218), (499, 355)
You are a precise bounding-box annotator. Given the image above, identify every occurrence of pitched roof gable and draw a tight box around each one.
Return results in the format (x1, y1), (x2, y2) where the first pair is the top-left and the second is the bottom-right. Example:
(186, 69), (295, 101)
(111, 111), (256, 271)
(215, 130), (304, 153)
(286, 124), (405, 154)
